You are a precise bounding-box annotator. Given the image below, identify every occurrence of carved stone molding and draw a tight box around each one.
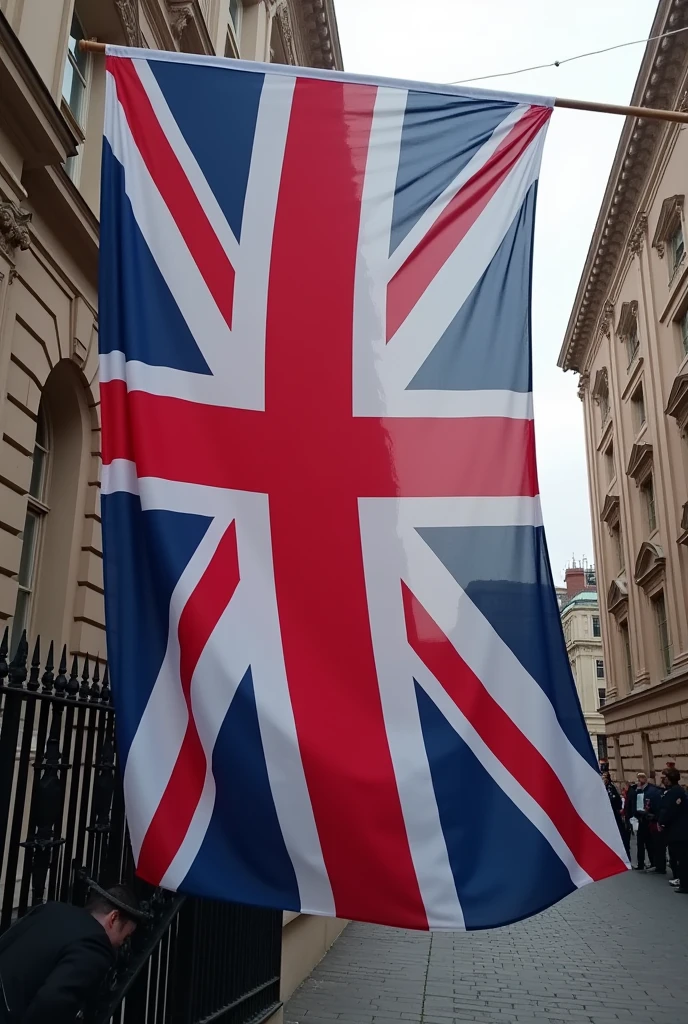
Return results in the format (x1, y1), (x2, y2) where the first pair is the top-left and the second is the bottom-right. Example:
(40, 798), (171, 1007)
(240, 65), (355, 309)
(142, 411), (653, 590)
(607, 576), (628, 619)
(600, 493), (620, 529)
(167, 0), (194, 40)
(301, 0), (336, 68)
(115, 0), (141, 45)
(628, 212), (648, 256)
(634, 540), (665, 592)
(559, 0), (688, 372)
(0, 201), (31, 261)
(577, 371), (589, 401)
(626, 442), (653, 484)
(652, 193), (684, 258)
(678, 501), (688, 546)
(599, 301), (614, 338)
(276, 1), (298, 65)
(617, 299), (638, 340)
(666, 372), (688, 435)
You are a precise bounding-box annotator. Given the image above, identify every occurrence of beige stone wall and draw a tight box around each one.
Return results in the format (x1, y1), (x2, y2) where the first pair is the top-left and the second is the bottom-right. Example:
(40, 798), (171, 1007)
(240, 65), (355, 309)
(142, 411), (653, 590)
(561, 597), (606, 754)
(559, 0), (688, 781)
(280, 913), (348, 1002)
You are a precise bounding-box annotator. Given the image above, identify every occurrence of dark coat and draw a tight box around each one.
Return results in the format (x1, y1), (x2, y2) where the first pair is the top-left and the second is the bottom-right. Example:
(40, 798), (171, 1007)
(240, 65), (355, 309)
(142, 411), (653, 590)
(625, 783), (662, 822)
(0, 901), (114, 1024)
(659, 785), (688, 842)
(605, 782), (622, 816)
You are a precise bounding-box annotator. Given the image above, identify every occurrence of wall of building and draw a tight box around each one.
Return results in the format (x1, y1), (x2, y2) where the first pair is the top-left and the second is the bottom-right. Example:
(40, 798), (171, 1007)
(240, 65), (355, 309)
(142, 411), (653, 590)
(0, 0), (346, 990)
(561, 594), (606, 758)
(560, 0), (688, 782)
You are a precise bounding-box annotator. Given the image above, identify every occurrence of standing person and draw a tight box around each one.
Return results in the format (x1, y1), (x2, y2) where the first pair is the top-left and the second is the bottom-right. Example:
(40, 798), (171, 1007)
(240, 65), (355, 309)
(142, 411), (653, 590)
(658, 771), (680, 881)
(602, 771), (630, 858)
(659, 768), (688, 895)
(626, 771), (662, 871)
(0, 884), (142, 1024)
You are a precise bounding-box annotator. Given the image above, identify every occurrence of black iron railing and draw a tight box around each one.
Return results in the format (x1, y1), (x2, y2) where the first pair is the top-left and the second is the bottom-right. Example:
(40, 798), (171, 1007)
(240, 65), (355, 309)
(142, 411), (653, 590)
(0, 629), (282, 1024)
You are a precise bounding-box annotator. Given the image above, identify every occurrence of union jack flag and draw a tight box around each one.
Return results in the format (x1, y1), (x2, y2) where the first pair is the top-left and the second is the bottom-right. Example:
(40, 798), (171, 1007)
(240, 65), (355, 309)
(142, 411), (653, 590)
(99, 48), (628, 931)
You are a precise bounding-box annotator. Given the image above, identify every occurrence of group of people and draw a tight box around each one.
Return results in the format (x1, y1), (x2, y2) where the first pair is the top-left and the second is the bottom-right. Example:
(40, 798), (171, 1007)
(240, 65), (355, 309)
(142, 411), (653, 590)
(603, 767), (688, 892)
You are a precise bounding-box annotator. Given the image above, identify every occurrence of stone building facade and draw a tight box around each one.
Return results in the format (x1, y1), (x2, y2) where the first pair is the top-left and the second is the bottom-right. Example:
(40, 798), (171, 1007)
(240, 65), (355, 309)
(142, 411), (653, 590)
(559, 0), (688, 781)
(0, 0), (344, 998)
(561, 590), (607, 762)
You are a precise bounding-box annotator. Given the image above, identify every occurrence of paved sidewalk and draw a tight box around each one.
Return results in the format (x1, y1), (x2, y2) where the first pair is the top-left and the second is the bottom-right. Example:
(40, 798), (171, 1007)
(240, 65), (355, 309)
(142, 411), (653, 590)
(285, 871), (687, 1024)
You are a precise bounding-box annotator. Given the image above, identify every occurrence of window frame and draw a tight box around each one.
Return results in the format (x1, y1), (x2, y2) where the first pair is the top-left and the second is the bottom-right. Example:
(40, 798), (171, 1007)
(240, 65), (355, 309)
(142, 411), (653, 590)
(592, 615), (601, 638)
(597, 687), (607, 708)
(620, 620), (633, 690)
(61, 11), (91, 182)
(641, 474), (657, 534)
(11, 408), (51, 655)
(652, 591), (672, 677)
(596, 659), (605, 679)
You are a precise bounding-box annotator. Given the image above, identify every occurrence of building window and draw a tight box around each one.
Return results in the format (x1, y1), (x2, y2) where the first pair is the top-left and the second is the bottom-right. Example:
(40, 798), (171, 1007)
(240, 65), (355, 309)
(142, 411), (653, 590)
(620, 620), (633, 689)
(11, 408), (50, 655)
(626, 322), (640, 368)
(597, 735), (608, 760)
(641, 475), (656, 533)
(612, 522), (625, 573)
(62, 13), (88, 126)
(669, 223), (685, 278)
(652, 591), (672, 676)
(631, 383), (646, 432)
(229, 0), (242, 35)
(592, 615), (601, 638)
(596, 659), (605, 679)
(598, 687), (607, 708)
(604, 440), (615, 485)
(680, 310), (688, 357)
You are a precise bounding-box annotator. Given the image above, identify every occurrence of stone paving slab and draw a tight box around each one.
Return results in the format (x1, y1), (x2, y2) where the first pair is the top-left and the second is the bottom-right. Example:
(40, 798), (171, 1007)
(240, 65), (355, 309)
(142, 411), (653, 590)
(285, 870), (688, 1024)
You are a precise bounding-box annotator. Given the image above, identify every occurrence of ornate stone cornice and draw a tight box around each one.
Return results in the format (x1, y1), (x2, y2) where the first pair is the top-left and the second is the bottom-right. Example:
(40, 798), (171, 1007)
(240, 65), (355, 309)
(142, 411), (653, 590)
(558, 0), (688, 373)
(666, 372), (688, 433)
(634, 540), (665, 592)
(607, 576), (628, 618)
(626, 441), (653, 484)
(0, 200), (31, 260)
(577, 371), (590, 401)
(600, 493), (620, 528)
(295, 0), (343, 70)
(115, 0), (141, 45)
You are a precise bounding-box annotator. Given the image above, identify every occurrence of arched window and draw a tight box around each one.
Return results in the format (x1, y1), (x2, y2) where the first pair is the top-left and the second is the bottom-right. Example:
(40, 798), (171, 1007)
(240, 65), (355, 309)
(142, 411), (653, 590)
(11, 406), (50, 654)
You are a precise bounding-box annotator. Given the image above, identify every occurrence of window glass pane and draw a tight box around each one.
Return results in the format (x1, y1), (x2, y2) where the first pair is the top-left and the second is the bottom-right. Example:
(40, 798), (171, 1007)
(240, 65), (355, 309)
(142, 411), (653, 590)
(592, 616), (601, 637)
(10, 588), (31, 657)
(596, 659), (605, 678)
(681, 311), (688, 356)
(17, 511), (38, 587)
(229, 0), (241, 28)
(29, 445), (46, 501)
(62, 14), (87, 124)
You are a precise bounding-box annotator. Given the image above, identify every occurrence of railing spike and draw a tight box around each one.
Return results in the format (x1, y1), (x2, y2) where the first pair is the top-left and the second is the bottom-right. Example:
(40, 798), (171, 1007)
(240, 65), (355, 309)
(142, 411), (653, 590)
(54, 645), (68, 695)
(0, 624), (8, 683)
(79, 654), (91, 700)
(42, 639), (55, 693)
(8, 630), (28, 687)
(27, 636), (41, 691)
(101, 664), (111, 705)
(67, 654), (80, 698)
(90, 657), (101, 701)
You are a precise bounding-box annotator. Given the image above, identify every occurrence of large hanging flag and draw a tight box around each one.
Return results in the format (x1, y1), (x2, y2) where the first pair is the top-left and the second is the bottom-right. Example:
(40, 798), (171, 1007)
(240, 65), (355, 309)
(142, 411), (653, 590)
(99, 47), (628, 931)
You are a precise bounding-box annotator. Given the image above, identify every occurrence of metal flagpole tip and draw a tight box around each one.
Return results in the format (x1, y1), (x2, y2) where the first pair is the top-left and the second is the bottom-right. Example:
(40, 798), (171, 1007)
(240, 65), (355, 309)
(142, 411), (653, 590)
(84, 876), (153, 922)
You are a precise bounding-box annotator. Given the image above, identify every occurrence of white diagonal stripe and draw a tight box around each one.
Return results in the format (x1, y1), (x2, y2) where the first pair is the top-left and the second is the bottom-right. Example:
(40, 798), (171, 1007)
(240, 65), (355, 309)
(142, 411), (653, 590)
(383, 126), (548, 399)
(385, 103), (530, 280)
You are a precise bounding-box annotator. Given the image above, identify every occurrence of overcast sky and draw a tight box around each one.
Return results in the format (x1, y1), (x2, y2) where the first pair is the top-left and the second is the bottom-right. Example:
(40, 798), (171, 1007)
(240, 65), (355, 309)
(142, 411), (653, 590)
(335, 0), (656, 583)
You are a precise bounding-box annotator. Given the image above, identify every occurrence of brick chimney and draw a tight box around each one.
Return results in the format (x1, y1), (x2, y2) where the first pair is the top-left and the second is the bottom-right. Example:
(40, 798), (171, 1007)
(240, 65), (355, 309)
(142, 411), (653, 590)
(565, 567), (585, 599)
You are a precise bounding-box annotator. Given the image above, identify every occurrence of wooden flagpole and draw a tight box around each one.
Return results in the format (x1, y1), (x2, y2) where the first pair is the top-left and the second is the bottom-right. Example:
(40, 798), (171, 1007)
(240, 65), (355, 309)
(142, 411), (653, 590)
(78, 39), (688, 125)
